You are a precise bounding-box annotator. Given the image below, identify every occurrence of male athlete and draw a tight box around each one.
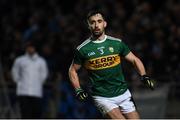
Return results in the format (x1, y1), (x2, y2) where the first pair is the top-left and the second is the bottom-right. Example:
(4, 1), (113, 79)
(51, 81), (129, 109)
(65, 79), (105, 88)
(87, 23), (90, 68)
(69, 10), (154, 119)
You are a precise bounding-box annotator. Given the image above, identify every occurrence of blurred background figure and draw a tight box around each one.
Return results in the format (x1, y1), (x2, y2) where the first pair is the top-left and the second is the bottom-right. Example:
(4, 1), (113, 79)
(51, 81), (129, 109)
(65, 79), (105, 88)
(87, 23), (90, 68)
(11, 41), (48, 118)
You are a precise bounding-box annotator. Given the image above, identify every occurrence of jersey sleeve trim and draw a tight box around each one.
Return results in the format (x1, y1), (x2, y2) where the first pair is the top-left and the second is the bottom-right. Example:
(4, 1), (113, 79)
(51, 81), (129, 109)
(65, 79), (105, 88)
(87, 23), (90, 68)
(77, 38), (91, 51)
(107, 35), (122, 42)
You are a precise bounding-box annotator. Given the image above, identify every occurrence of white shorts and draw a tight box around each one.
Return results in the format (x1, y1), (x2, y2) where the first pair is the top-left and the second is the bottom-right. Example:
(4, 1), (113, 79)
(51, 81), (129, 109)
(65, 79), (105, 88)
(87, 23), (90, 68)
(92, 89), (136, 114)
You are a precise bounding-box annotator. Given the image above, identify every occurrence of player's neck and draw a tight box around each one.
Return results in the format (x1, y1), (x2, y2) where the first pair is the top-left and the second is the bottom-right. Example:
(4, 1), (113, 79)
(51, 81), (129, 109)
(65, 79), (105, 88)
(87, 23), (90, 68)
(92, 33), (105, 41)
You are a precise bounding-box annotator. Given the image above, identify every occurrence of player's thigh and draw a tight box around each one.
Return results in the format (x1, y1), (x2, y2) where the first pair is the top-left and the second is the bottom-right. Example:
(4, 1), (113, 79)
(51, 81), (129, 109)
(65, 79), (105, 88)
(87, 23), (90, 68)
(123, 110), (140, 119)
(105, 107), (126, 119)
(93, 95), (126, 119)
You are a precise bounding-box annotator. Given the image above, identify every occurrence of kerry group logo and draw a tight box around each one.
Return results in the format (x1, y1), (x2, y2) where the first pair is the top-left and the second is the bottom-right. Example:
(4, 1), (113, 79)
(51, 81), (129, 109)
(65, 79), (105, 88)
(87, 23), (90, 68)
(85, 54), (121, 70)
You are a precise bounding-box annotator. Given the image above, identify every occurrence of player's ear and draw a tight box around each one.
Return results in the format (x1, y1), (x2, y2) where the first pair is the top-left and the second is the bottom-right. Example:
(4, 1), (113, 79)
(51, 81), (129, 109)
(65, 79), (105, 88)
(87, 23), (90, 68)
(104, 21), (107, 28)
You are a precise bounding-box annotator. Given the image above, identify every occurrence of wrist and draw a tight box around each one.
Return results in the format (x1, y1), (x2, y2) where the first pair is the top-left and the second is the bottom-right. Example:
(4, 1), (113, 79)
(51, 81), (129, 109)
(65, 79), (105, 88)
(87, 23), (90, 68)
(142, 75), (149, 77)
(141, 75), (150, 81)
(141, 74), (147, 77)
(75, 87), (83, 93)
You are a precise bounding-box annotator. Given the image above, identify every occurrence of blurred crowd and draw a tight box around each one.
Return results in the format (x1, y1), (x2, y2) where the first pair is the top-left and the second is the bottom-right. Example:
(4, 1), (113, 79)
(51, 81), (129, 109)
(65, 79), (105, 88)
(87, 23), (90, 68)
(0, 0), (179, 118)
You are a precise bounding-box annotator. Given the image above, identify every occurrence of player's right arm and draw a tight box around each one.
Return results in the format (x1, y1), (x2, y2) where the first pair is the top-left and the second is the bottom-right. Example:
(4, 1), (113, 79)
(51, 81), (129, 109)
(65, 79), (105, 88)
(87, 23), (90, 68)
(68, 62), (81, 90)
(69, 62), (88, 101)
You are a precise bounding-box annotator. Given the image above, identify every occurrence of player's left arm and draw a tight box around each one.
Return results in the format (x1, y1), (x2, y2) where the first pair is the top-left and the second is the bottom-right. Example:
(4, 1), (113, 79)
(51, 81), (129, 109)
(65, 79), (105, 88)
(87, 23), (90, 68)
(124, 52), (146, 76)
(124, 52), (155, 90)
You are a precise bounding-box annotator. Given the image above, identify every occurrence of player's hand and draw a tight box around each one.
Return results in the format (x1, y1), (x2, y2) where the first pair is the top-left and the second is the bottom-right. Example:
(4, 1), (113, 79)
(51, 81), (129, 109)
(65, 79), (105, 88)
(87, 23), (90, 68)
(141, 75), (155, 90)
(75, 88), (88, 101)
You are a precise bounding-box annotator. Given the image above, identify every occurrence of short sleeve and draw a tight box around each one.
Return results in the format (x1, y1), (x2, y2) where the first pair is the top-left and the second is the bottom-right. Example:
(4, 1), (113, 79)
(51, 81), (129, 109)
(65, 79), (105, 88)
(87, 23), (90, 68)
(73, 49), (84, 65)
(120, 41), (131, 56)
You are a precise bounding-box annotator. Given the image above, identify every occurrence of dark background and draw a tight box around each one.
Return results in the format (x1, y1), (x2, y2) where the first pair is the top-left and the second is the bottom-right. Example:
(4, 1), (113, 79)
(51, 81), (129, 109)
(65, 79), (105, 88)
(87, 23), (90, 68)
(0, 0), (179, 118)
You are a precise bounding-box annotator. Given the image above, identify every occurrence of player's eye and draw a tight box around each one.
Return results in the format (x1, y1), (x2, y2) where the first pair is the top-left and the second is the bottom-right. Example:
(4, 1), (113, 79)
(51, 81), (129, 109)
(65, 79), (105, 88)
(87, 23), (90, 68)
(89, 20), (95, 25)
(98, 19), (103, 23)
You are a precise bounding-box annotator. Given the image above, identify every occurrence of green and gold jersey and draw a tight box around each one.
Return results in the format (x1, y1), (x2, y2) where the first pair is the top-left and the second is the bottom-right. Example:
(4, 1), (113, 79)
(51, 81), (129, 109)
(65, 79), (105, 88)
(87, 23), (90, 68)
(73, 35), (130, 97)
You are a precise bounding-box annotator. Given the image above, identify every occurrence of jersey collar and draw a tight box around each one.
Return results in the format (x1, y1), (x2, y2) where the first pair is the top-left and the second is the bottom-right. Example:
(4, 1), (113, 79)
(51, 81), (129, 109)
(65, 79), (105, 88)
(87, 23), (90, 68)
(91, 35), (107, 43)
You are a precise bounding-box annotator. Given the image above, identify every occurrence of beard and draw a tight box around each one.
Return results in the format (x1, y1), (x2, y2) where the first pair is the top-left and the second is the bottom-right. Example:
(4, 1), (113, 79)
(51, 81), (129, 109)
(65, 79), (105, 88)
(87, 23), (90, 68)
(92, 29), (104, 37)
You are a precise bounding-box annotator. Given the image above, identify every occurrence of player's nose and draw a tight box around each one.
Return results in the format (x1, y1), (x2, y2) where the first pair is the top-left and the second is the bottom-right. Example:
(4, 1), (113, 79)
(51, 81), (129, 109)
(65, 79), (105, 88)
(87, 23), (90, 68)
(95, 22), (98, 27)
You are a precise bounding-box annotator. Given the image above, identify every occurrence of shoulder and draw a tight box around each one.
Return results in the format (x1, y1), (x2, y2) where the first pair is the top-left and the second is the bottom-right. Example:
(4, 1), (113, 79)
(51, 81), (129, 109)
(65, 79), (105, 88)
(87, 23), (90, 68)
(37, 55), (47, 63)
(15, 55), (26, 62)
(76, 38), (91, 51)
(13, 55), (26, 66)
(106, 35), (122, 43)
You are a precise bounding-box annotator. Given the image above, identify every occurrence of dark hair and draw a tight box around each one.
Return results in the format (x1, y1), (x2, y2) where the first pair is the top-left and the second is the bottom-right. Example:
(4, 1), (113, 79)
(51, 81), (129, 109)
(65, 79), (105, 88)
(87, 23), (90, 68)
(23, 41), (37, 48)
(86, 9), (105, 22)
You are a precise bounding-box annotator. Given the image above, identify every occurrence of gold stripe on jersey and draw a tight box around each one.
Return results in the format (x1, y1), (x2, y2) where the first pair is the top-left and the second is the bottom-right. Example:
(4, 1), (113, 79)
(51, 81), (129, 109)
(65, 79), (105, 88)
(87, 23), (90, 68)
(85, 54), (121, 70)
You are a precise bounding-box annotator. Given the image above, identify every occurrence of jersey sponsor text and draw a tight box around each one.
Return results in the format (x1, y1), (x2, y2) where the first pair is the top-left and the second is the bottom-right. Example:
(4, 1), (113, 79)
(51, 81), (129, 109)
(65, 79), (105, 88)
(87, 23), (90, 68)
(85, 54), (120, 70)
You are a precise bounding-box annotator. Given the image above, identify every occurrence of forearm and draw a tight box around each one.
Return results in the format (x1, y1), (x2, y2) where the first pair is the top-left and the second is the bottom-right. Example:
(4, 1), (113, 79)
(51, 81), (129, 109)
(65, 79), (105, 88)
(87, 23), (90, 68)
(125, 52), (155, 89)
(68, 66), (81, 89)
(69, 64), (88, 100)
(132, 57), (146, 76)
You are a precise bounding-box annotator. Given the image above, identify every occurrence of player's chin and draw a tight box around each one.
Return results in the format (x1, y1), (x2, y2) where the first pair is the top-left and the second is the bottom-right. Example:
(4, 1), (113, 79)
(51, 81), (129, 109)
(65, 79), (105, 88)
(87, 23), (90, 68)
(93, 31), (102, 37)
